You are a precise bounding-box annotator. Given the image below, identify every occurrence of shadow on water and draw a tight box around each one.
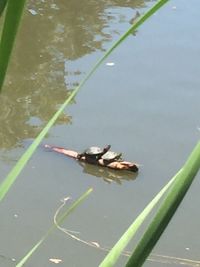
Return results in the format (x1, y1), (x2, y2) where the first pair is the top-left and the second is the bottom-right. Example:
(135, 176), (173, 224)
(0, 0), (148, 151)
(78, 161), (138, 184)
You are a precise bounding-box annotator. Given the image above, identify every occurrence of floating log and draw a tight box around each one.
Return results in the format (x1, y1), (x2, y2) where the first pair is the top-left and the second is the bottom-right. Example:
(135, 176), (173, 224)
(44, 145), (139, 173)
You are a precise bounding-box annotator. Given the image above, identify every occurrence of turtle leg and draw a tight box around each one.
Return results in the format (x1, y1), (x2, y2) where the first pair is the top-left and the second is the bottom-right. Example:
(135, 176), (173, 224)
(77, 153), (84, 160)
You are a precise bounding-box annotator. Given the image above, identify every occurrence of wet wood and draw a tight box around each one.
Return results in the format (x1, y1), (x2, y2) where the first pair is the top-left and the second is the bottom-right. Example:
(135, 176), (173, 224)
(45, 145), (139, 172)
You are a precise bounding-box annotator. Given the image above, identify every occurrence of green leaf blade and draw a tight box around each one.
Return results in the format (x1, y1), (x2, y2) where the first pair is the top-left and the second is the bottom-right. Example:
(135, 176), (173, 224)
(125, 141), (200, 267)
(0, 0), (7, 17)
(16, 188), (93, 267)
(0, 0), (170, 202)
(0, 0), (26, 90)
(99, 170), (180, 267)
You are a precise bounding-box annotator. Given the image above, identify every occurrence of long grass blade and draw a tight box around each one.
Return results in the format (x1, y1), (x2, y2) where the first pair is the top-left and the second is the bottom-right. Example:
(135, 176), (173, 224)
(16, 187), (93, 267)
(0, 0), (169, 201)
(0, 0), (26, 90)
(125, 141), (200, 267)
(99, 170), (180, 267)
(0, 0), (7, 17)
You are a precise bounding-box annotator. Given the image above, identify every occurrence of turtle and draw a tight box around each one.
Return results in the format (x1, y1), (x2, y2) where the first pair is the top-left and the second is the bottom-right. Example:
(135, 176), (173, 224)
(77, 145), (111, 163)
(101, 151), (122, 164)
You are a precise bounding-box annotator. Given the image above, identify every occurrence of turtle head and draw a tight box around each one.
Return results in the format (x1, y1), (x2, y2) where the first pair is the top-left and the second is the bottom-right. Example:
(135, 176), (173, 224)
(104, 144), (111, 153)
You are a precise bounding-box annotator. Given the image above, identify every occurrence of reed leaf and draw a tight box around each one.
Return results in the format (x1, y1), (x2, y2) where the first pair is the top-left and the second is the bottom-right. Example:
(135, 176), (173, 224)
(0, 0), (7, 17)
(0, 0), (170, 202)
(100, 142), (200, 267)
(99, 170), (181, 267)
(16, 187), (93, 267)
(125, 141), (200, 267)
(0, 0), (26, 90)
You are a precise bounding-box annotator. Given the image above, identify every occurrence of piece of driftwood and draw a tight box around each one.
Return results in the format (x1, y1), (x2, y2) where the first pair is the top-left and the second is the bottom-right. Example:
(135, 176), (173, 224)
(44, 145), (139, 173)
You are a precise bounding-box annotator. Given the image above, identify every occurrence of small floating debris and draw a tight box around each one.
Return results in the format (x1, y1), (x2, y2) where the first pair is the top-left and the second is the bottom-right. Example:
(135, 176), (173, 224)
(106, 62), (115, 66)
(49, 258), (62, 264)
(172, 6), (177, 10)
(50, 4), (60, 10)
(91, 241), (100, 248)
(28, 9), (38, 15)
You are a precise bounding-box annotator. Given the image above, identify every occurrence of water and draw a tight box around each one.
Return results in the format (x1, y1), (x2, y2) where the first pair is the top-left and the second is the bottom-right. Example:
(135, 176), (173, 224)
(0, 0), (200, 266)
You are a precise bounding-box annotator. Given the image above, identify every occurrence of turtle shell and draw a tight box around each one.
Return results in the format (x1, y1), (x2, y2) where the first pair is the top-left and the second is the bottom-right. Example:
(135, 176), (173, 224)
(85, 146), (104, 156)
(102, 151), (122, 161)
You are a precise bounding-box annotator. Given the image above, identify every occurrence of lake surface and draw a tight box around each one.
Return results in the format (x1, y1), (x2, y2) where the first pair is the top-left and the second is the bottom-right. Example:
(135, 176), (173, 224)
(0, 0), (200, 266)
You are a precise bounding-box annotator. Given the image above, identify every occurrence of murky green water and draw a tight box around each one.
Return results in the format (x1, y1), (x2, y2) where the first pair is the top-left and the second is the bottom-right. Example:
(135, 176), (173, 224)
(0, 0), (200, 266)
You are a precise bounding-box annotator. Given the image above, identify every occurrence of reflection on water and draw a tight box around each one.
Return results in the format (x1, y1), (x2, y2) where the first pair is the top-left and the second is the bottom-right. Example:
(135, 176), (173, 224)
(0, 89), (73, 149)
(1, 1), (199, 266)
(0, 0), (148, 150)
(78, 161), (138, 184)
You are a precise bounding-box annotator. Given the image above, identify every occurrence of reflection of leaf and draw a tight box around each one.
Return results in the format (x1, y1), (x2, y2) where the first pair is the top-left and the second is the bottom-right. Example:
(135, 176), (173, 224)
(15, 189), (93, 267)
(49, 258), (62, 264)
